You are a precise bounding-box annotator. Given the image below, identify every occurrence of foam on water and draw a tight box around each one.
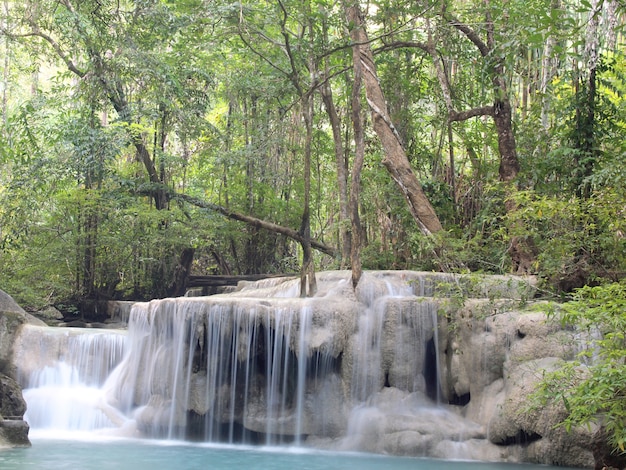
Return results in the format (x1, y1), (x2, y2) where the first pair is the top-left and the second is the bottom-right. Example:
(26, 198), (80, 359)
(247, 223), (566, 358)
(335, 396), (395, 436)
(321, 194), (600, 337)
(13, 271), (533, 463)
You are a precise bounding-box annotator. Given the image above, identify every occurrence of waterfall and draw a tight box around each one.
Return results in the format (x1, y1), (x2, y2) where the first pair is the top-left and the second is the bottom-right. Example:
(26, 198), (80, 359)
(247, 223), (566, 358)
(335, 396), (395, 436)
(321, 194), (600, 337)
(89, 297), (328, 444)
(15, 326), (126, 434)
(13, 271), (594, 466)
(13, 271), (465, 447)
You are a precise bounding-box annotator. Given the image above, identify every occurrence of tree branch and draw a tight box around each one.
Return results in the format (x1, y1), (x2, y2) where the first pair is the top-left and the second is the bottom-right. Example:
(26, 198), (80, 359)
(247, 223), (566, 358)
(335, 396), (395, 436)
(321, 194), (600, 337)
(375, 40), (430, 54)
(168, 191), (337, 258)
(450, 106), (495, 121)
(446, 15), (490, 57)
(379, 36), (494, 122)
(1, 28), (86, 78)
(237, 30), (291, 80)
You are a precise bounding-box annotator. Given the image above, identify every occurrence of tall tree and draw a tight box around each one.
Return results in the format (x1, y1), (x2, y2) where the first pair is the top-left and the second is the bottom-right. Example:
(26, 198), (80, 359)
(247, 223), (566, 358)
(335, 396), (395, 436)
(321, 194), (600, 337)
(235, 0), (321, 295)
(347, 16), (366, 288)
(392, 1), (530, 271)
(345, 3), (443, 237)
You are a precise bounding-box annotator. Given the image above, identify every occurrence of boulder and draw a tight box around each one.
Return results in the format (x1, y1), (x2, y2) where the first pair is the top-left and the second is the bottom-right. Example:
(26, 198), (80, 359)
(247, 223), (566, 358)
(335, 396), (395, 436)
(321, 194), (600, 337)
(0, 419), (29, 448)
(0, 375), (29, 448)
(0, 290), (45, 377)
(33, 306), (64, 325)
(443, 300), (595, 467)
(0, 375), (27, 418)
(0, 289), (43, 448)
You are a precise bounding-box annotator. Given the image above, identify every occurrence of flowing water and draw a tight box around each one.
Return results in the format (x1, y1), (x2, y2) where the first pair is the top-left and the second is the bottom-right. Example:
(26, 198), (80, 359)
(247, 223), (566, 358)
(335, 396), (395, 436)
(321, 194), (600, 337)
(10, 271), (578, 467)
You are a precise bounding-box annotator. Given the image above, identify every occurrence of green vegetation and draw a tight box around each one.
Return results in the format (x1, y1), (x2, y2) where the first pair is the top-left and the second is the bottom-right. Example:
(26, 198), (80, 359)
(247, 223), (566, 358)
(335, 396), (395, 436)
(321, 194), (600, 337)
(534, 281), (626, 453)
(0, 0), (623, 301)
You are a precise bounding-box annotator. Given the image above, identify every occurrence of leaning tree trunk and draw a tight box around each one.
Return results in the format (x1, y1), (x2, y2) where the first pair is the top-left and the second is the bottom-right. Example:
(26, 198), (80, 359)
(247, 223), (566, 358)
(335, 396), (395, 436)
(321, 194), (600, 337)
(345, 4), (443, 236)
(172, 192), (336, 257)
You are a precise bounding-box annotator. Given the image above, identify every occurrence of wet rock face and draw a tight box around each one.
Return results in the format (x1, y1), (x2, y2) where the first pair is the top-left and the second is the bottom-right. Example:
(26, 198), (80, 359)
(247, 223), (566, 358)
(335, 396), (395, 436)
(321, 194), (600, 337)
(443, 300), (594, 468)
(107, 271), (590, 465)
(0, 289), (43, 448)
(0, 375), (27, 418)
(0, 419), (30, 448)
(0, 305), (28, 377)
(0, 375), (30, 448)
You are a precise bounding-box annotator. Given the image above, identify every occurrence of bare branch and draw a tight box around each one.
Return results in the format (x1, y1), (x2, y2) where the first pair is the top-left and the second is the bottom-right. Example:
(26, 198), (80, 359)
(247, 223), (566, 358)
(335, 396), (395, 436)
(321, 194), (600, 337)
(449, 106), (495, 121)
(277, 0), (303, 94)
(1, 28), (86, 78)
(237, 30), (291, 79)
(379, 34), (493, 122)
(170, 191), (337, 258)
(446, 15), (490, 57)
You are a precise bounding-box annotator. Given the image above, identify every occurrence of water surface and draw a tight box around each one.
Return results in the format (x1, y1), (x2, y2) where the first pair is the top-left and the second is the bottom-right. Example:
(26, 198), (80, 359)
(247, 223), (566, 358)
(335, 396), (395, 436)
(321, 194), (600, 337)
(0, 437), (577, 470)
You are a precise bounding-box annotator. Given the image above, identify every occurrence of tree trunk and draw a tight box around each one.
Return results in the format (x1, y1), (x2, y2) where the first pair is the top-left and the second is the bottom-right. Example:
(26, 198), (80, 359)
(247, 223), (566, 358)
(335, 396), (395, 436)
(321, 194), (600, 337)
(493, 100), (520, 183)
(166, 247), (195, 297)
(319, 16), (351, 268)
(320, 80), (351, 268)
(348, 21), (366, 288)
(345, 4), (443, 236)
(575, 0), (601, 199)
(434, 11), (535, 273)
(299, 78), (317, 297)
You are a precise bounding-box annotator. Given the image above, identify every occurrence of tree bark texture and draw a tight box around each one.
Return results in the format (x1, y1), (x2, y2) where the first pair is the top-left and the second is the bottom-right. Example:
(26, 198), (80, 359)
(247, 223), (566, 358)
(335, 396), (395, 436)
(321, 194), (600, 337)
(320, 80), (351, 268)
(167, 247), (195, 297)
(345, 4), (443, 237)
(348, 23), (366, 289)
(493, 100), (520, 183)
(299, 96), (317, 297)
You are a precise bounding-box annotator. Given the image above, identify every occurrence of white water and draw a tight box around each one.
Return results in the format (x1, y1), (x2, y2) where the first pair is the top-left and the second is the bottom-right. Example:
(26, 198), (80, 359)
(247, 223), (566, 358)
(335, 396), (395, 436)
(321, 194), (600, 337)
(13, 271), (498, 460)
(17, 328), (126, 433)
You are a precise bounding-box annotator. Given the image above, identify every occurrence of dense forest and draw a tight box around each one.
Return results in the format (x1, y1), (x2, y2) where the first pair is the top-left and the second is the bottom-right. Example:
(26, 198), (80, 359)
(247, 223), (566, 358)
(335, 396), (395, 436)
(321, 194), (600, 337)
(0, 0), (624, 309)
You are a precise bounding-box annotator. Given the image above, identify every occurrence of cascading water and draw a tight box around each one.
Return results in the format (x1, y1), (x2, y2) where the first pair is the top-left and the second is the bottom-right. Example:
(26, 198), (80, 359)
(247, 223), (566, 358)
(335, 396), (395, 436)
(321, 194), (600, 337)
(12, 270), (512, 458)
(102, 298), (329, 444)
(15, 326), (127, 434)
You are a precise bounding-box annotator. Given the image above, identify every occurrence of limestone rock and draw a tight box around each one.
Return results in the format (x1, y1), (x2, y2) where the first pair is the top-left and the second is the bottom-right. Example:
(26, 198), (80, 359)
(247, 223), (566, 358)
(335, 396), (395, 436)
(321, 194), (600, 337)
(0, 289), (42, 448)
(441, 296), (598, 467)
(0, 376), (28, 447)
(509, 311), (578, 364)
(0, 290), (25, 316)
(487, 357), (594, 467)
(0, 290), (46, 378)
(444, 300), (518, 401)
(11, 271), (607, 466)
(0, 375), (27, 418)
(343, 387), (490, 458)
(0, 419), (30, 448)
(34, 306), (64, 324)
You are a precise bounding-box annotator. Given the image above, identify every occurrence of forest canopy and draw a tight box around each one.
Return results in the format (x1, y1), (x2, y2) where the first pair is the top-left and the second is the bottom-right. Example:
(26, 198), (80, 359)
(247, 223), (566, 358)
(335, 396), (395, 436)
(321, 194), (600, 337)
(0, 0), (625, 308)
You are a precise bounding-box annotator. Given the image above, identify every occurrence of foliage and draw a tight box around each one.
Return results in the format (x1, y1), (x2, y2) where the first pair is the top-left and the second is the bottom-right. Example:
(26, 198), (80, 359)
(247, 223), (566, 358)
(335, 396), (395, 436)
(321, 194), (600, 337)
(504, 186), (626, 290)
(534, 281), (626, 453)
(0, 0), (624, 310)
